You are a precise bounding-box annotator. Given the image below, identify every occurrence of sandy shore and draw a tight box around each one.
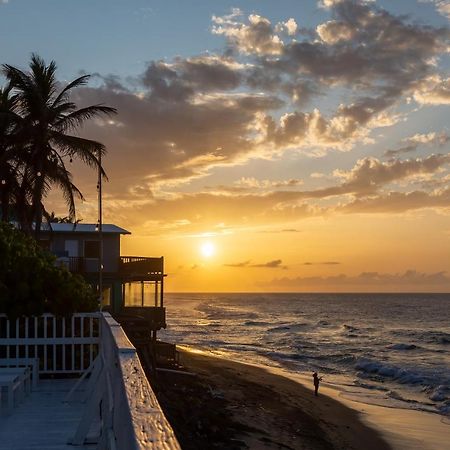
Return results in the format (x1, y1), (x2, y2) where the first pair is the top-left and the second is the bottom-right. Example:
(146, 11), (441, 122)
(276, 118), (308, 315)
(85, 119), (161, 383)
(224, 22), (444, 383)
(281, 370), (450, 450)
(150, 348), (391, 449)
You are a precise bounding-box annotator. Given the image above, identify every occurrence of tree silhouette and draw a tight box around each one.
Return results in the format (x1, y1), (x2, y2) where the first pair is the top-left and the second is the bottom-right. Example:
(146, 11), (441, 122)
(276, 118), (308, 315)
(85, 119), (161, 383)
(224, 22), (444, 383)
(1, 54), (116, 238)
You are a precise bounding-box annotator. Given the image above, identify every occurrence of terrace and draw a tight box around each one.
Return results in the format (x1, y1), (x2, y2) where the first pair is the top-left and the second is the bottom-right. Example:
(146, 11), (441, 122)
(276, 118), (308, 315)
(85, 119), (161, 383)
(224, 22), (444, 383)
(0, 312), (180, 450)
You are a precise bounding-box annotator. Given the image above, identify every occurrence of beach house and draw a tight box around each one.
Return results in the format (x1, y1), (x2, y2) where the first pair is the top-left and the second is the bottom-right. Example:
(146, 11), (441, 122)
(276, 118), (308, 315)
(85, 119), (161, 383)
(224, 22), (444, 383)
(39, 223), (166, 331)
(0, 223), (179, 448)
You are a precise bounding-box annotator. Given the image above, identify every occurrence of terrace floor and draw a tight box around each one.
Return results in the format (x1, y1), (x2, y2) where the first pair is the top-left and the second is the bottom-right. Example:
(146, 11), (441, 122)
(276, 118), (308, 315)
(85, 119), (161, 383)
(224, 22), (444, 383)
(0, 378), (95, 450)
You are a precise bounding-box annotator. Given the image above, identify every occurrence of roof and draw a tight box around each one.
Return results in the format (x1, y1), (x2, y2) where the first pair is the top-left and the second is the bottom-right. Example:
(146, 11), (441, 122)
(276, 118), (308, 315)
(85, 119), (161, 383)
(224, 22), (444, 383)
(40, 223), (131, 235)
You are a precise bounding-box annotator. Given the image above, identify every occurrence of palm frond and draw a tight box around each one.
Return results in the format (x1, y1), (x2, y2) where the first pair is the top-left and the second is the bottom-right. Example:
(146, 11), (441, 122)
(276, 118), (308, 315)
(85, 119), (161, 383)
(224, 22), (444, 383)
(55, 104), (117, 132)
(51, 74), (91, 108)
(49, 131), (108, 179)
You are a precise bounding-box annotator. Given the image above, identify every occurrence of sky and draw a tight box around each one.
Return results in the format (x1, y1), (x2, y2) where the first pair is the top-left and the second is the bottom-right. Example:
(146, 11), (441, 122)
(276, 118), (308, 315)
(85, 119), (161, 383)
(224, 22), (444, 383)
(1, 0), (450, 292)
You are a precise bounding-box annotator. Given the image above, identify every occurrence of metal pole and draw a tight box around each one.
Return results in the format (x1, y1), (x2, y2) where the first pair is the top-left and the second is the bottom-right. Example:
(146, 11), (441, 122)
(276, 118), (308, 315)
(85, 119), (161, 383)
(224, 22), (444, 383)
(98, 149), (103, 310)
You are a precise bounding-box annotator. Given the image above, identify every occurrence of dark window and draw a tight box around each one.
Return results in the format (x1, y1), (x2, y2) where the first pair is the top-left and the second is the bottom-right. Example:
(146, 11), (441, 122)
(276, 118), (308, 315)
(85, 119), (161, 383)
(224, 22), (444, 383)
(84, 240), (100, 258)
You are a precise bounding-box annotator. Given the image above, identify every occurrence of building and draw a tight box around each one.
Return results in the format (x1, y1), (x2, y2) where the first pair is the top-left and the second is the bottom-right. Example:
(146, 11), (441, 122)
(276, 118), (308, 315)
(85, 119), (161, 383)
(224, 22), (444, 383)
(39, 223), (166, 331)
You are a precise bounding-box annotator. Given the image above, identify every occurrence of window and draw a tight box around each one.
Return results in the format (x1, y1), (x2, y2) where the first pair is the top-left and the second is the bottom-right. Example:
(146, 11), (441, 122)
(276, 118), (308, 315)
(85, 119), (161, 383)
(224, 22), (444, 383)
(84, 240), (100, 258)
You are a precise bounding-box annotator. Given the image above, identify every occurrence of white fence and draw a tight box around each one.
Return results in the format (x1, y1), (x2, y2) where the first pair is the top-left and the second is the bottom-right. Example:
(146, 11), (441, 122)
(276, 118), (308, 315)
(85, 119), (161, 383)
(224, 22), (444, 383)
(68, 313), (180, 450)
(0, 312), (179, 449)
(0, 313), (99, 374)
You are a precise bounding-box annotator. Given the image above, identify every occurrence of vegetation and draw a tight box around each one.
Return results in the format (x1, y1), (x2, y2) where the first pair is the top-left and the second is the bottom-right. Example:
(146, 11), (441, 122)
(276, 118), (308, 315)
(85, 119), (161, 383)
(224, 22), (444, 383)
(0, 222), (97, 317)
(0, 54), (116, 238)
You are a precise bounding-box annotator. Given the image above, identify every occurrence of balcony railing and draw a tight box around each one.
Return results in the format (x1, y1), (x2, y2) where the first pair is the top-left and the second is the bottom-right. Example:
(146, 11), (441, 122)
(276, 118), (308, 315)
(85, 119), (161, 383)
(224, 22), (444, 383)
(0, 312), (180, 449)
(55, 256), (165, 279)
(55, 256), (87, 273)
(119, 256), (164, 276)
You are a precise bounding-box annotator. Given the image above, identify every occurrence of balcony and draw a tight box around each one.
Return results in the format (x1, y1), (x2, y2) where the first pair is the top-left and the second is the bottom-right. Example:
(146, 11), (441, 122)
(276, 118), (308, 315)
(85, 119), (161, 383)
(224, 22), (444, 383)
(119, 256), (165, 281)
(56, 256), (165, 281)
(0, 312), (180, 449)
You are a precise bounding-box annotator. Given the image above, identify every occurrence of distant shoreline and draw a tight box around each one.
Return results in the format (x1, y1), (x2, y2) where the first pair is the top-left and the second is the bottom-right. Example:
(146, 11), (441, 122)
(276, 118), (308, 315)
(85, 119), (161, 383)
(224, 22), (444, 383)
(164, 291), (450, 295)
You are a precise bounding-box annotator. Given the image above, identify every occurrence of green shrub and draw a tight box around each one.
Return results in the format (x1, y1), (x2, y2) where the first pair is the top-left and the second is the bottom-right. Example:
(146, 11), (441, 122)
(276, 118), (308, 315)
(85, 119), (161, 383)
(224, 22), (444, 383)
(0, 222), (97, 317)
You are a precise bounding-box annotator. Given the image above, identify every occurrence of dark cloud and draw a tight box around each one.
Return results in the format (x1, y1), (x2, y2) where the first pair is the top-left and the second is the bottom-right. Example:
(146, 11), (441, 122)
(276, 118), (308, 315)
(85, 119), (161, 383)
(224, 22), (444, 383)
(306, 154), (450, 198)
(384, 132), (450, 158)
(253, 259), (287, 268)
(71, 0), (450, 197)
(213, 1), (450, 149)
(341, 187), (450, 213)
(224, 260), (251, 268)
(60, 1), (450, 230)
(224, 259), (287, 269)
(384, 144), (418, 158)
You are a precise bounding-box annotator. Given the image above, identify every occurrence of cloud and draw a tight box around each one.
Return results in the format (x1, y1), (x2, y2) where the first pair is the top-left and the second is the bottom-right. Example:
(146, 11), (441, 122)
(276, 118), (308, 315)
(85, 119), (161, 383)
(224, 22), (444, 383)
(212, 13), (284, 55)
(306, 153), (450, 198)
(232, 177), (303, 190)
(224, 260), (251, 268)
(316, 20), (356, 44)
(224, 259), (287, 269)
(275, 18), (298, 36)
(340, 187), (450, 213)
(253, 259), (287, 268)
(77, 151), (450, 237)
(413, 75), (450, 105)
(263, 269), (450, 290)
(420, 0), (450, 20)
(384, 131), (450, 157)
(57, 1), (450, 233)
(257, 228), (301, 233)
(70, 0), (450, 199)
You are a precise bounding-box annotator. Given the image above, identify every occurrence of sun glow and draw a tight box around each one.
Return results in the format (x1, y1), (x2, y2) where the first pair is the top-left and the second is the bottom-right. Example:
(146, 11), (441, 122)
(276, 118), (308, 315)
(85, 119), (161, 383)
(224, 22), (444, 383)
(200, 242), (215, 258)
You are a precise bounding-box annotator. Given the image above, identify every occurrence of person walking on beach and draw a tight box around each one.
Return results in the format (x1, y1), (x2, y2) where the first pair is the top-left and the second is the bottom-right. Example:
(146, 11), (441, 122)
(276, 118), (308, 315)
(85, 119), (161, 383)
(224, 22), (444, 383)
(313, 372), (322, 396)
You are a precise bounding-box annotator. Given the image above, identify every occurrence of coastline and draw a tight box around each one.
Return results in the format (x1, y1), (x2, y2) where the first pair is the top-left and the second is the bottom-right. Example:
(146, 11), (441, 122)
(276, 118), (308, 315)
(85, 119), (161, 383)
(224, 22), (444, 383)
(275, 367), (450, 450)
(150, 348), (392, 449)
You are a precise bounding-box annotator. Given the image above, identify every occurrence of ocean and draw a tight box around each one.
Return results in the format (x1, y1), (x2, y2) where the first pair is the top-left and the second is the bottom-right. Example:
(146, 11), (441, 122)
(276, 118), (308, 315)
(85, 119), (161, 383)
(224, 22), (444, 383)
(159, 293), (450, 418)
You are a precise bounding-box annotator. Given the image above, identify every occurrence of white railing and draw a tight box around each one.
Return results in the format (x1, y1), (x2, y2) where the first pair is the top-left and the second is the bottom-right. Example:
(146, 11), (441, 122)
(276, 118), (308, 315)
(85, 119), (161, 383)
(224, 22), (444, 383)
(68, 313), (180, 450)
(0, 313), (99, 374)
(0, 312), (179, 449)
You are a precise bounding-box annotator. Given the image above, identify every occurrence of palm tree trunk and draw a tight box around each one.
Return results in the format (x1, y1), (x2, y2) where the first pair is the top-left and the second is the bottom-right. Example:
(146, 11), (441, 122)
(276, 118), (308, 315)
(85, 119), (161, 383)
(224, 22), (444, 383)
(0, 188), (9, 222)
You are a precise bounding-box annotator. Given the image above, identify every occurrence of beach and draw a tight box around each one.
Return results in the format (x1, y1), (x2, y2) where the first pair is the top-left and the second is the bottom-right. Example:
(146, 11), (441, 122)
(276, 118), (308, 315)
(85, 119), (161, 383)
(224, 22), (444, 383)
(150, 348), (392, 450)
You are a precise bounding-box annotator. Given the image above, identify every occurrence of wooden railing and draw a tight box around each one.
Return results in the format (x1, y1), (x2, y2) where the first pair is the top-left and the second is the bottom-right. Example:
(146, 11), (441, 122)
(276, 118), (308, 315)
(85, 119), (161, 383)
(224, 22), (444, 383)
(0, 313), (99, 374)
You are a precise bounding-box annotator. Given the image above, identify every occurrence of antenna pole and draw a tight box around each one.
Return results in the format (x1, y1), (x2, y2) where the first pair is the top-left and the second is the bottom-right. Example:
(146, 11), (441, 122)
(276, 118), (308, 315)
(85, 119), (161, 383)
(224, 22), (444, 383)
(98, 149), (103, 310)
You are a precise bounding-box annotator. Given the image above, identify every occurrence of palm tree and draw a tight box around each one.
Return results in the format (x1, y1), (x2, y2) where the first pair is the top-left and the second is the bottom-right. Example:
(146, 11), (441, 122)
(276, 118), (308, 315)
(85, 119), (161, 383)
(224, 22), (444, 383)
(0, 83), (22, 223)
(2, 54), (116, 237)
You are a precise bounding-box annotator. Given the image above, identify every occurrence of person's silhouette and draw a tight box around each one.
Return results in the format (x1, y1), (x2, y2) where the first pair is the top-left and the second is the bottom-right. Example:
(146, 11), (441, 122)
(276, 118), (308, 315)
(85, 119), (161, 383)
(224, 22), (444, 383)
(313, 372), (322, 396)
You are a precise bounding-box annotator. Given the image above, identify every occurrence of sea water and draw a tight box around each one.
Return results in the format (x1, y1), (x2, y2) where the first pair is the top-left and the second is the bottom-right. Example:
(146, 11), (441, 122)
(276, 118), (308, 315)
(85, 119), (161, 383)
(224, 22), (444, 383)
(159, 293), (450, 417)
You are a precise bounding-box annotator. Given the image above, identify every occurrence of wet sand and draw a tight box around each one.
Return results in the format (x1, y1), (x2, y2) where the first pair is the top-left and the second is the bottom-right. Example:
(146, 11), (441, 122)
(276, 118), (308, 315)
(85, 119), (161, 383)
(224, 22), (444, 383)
(149, 348), (392, 450)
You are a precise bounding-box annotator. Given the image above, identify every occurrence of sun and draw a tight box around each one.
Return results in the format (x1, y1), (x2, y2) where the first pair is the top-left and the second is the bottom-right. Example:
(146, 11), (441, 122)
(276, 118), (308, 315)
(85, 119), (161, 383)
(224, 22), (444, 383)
(200, 242), (215, 258)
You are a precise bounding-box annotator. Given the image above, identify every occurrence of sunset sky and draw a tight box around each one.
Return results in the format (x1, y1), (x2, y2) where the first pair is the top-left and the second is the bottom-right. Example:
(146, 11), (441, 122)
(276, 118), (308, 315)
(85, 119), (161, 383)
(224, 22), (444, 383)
(2, 0), (450, 292)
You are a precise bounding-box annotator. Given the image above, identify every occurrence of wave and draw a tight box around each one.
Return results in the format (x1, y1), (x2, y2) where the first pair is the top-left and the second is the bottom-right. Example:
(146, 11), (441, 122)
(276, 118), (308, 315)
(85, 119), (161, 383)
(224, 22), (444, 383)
(355, 358), (441, 386)
(244, 320), (272, 327)
(386, 343), (418, 351)
(391, 329), (450, 346)
(267, 322), (310, 333)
